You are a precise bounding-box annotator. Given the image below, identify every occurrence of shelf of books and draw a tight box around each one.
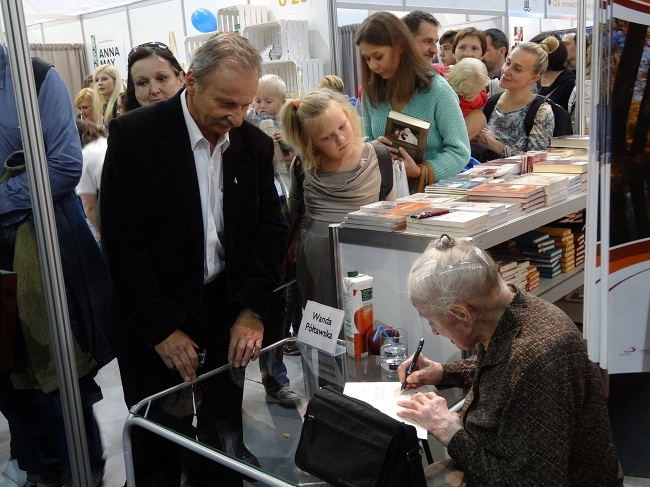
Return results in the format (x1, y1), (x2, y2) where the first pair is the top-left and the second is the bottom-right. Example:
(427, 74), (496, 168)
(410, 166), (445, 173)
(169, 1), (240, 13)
(470, 193), (586, 250)
(334, 192), (586, 304)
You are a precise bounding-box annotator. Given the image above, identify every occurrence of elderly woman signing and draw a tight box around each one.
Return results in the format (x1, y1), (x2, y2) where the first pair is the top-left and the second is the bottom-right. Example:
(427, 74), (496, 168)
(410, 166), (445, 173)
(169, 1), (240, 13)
(396, 235), (623, 486)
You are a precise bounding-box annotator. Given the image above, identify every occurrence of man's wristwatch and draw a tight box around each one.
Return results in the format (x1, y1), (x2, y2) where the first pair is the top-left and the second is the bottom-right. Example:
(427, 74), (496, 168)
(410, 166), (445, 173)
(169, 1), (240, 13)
(246, 308), (262, 321)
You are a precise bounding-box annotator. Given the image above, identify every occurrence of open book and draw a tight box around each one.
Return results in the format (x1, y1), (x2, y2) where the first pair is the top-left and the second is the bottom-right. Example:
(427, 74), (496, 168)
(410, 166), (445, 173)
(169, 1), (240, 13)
(385, 110), (430, 163)
(343, 382), (429, 439)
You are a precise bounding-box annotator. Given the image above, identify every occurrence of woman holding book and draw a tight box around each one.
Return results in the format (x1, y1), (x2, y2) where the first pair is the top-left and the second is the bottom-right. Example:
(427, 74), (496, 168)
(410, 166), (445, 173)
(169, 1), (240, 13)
(356, 11), (470, 193)
(472, 39), (557, 159)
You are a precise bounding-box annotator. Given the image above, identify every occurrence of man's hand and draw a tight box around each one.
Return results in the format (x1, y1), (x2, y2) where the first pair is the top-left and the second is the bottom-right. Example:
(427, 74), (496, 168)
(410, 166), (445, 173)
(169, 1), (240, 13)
(397, 391), (463, 446)
(287, 239), (300, 265)
(154, 329), (200, 382)
(397, 354), (444, 390)
(228, 309), (264, 368)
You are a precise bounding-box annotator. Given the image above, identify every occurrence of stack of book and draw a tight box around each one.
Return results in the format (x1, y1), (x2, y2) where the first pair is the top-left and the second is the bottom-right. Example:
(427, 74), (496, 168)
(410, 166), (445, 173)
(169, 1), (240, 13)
(514, 230), (562, 278)
(575, 232), (585, 266)
(494, 173), (569, 206)
(443, 201), (510, 228)
(398, 193), (469, 204)
(424, 176), (489, 197)
(406, 210), (489, 237)
(467, 183), (545, 213)
(549, 135), (589, 150)
(527, 264), (541, 291)
(343, 211), (407, 232)
(479, 158), (522, 175)
(538, 226), (575, 273)
(548, 210), (586, 267)
(545, 148), (575, 159)
(359, 200), (438, 216)
(521, 150), (547, 173)
(532, 160), (588, 192)
(460, 164), (519, 179)
(497, 259), (529, 289)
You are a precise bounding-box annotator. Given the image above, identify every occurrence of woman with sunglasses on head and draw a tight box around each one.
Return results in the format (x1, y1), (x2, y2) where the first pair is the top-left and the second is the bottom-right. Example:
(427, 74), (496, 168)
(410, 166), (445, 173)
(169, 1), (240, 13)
(123, 42), (185, 113)
(93, 64), (124, 129)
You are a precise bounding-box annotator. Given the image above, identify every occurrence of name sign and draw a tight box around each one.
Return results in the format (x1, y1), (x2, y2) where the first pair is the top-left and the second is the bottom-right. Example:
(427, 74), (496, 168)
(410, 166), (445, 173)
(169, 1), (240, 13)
(296, 300), (344, 355)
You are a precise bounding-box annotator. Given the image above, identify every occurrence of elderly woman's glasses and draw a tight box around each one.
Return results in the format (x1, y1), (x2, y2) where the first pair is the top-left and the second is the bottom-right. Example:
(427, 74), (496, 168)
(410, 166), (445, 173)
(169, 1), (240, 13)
(128, 42), (171, 58)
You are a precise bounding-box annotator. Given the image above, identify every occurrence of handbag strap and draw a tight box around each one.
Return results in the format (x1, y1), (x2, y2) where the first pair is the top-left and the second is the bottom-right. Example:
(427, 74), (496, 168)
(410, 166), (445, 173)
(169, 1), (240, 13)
(370, 142), (394, 201)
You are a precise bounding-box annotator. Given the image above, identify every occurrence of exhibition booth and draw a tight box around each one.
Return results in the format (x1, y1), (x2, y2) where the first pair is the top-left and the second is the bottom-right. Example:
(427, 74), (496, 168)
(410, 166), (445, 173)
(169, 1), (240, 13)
(2, 0), (649, 484)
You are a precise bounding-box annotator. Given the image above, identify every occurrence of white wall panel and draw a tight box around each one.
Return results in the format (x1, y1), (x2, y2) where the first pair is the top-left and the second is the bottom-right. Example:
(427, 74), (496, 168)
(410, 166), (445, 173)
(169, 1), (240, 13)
(128, 0), (187, 67)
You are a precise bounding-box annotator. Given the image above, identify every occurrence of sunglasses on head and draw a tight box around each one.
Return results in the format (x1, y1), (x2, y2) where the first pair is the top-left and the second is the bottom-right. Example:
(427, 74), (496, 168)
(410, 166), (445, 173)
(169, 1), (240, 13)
(128, 42), (171, 58)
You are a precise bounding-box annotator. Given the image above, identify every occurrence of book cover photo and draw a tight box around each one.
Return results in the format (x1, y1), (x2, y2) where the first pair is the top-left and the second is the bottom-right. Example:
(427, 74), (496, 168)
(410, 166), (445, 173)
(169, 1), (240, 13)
(385, 110), (430, 163)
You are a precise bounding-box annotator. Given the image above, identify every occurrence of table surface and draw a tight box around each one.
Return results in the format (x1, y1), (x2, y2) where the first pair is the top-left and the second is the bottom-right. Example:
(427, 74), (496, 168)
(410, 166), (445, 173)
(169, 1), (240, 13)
(127, 339), (465, 486)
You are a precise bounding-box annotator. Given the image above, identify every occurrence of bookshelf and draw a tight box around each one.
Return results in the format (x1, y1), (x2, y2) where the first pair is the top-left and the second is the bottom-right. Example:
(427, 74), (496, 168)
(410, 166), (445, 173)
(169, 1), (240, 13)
(330, 193), (587, 365)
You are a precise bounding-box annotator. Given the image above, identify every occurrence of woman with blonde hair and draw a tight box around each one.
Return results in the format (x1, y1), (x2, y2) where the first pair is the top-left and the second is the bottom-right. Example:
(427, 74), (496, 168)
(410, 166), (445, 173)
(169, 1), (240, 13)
(74, 87), (100, 125)
(280, 88), (395, 307)
(92, 64), (123, 128)
(472, 38), (558, 158)
(356, 11), (469, 192)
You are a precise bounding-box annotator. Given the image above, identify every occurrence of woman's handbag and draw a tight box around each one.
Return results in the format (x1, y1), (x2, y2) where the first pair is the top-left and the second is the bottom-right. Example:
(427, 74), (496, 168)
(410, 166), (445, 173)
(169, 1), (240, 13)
(295, 385), (427, 487)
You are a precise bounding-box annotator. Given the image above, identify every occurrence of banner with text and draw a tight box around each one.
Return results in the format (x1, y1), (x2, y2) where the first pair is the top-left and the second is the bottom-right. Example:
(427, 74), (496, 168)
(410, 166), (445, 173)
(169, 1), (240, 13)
(91, 32), (127, 84)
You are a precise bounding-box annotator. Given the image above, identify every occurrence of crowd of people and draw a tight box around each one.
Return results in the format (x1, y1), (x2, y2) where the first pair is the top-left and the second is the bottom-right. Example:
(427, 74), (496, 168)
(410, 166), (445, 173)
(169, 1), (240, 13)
(0, 8), (613, 487)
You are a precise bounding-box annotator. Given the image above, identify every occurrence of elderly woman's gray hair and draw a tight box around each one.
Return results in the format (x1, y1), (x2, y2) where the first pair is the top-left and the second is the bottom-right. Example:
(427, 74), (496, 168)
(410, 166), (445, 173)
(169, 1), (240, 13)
(408, 235), (501, 314)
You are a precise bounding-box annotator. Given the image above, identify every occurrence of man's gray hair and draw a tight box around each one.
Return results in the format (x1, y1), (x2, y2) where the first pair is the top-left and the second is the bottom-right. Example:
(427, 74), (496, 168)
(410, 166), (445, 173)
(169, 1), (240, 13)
(189, 32), (262, 85)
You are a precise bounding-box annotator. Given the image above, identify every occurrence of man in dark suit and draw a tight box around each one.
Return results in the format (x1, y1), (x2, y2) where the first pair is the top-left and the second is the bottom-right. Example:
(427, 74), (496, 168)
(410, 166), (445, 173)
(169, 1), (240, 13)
(100, 32), (287, 486)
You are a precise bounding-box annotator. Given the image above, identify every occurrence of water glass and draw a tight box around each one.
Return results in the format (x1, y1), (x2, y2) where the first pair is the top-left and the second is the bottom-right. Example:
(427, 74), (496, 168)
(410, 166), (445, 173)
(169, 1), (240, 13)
(380, 328), (408, 371)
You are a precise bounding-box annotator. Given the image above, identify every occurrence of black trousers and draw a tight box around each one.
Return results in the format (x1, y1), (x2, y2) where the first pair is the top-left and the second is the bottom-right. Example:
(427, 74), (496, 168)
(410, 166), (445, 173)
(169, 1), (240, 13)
(120, 274), (248, 487)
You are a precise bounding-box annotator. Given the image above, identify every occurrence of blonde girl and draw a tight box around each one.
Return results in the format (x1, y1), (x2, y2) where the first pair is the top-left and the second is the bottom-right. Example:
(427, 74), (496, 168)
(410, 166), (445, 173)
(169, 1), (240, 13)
(92, 64), (123, 127)
(280, 89), (395, 307)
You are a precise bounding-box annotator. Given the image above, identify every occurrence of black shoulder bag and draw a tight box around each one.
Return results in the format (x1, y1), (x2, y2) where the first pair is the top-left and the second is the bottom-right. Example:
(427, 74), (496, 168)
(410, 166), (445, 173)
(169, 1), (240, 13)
(295, 386), (427, 487)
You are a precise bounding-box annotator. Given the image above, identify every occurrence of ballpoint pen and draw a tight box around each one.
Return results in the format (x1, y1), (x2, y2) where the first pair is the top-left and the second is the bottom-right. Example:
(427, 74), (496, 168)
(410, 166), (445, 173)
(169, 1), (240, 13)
(401, 338), (425, 391)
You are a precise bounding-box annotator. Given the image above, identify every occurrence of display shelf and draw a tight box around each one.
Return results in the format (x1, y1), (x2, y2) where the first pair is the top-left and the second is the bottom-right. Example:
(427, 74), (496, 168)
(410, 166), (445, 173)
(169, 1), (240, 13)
(242, 19), (310, 60)
(335, 192), (587, 254)
(529, 265), (584, 303)
(216, 5), (268, 33)
(261, 59), (324, 96)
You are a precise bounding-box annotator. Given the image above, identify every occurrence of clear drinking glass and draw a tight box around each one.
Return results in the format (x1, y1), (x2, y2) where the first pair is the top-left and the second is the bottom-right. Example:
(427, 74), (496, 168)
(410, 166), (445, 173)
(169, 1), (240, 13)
(380, 328), (408, 371)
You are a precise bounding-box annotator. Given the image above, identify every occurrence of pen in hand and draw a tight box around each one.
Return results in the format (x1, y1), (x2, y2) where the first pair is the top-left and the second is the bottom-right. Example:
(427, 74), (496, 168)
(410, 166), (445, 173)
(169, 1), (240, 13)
(401, 338), (425, 391)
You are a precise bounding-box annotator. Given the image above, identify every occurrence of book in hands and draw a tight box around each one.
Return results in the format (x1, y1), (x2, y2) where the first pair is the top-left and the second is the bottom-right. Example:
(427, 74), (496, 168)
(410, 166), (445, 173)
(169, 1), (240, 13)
(385, 110), (430, 163)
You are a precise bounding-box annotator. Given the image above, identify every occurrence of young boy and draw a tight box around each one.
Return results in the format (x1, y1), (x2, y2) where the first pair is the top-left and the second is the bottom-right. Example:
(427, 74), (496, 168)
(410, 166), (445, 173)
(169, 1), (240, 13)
(437, 29), (457, 66)
(246, 74), (293, 198)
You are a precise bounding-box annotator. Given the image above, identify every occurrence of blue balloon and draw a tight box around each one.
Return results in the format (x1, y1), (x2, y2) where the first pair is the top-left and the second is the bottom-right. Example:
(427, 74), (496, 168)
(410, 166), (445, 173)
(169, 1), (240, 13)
(191, 8), (217, 33)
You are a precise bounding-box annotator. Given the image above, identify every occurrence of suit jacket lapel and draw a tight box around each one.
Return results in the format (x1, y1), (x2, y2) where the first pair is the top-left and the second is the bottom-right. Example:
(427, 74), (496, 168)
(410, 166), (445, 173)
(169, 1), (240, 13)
(222, 127), (248, 249)
(159, 93), (204, 266)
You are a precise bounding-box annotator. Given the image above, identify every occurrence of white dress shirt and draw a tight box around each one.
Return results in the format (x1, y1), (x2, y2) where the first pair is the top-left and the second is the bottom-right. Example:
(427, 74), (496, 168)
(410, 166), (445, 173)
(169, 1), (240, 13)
(181, 89), (228, 283)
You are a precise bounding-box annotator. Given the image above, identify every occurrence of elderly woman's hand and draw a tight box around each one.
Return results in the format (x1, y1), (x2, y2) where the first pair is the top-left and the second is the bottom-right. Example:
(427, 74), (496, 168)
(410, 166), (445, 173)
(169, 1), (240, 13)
(397, 354), (444, 389)
(397, 391), (463, 446)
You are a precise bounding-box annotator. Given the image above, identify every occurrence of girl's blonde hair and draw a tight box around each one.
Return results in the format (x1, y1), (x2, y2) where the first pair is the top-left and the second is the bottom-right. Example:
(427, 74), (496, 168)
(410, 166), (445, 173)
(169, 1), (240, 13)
(448, 58), (488, 102)
(280, 89), (363, 172)
(93, 64), (123, 126)
(75, 87), (100, 125)
(318, 75), (345, 94)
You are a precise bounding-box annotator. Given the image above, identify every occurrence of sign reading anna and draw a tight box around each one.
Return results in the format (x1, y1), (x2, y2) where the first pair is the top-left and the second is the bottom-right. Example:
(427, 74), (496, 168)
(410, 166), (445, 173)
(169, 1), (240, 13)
(91, 33), (127, 84)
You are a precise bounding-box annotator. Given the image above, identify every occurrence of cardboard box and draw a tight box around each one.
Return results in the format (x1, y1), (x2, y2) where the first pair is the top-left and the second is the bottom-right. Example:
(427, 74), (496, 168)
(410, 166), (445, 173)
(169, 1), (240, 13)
(342, 271), (373, 359)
